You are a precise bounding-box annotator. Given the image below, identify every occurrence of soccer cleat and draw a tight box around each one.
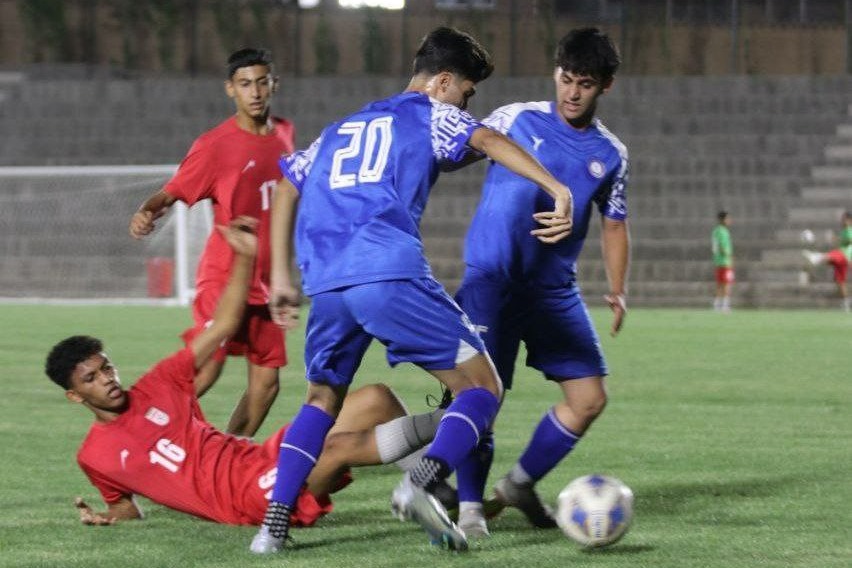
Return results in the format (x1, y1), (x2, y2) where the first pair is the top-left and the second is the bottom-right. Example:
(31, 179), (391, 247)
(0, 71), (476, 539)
(249, 525), (284, 554)
(447, 496), (506, 522)
(430, 479), (459, 512)
(458, 509), (490, 539)
(802, 250), (822, 266)
(493, 475), (558, 529)
(391, 474), (469, 551)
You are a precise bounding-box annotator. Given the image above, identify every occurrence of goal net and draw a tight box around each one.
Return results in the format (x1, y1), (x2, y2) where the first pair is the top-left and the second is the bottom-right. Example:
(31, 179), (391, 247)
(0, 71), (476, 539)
(0, 165), (212, 305)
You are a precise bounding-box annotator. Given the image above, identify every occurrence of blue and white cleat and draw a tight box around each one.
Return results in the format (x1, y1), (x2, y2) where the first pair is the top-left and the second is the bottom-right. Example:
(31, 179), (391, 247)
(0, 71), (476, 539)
(391, 474), (469, 551)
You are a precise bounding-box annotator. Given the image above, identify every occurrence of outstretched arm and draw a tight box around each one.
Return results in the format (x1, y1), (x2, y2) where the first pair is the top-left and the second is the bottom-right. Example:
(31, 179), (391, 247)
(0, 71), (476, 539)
(467, 127), (573, 243)
(268, 178), (302, 329)
(190, 216), (258, 368)
(601, 216), (630, 336)
(129, 190), (178, 239)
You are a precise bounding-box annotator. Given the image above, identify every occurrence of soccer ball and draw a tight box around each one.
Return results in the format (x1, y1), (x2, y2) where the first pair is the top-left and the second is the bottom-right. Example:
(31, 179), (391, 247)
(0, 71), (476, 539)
(556, 474), (634, 547)
(800, 229), (815, 244)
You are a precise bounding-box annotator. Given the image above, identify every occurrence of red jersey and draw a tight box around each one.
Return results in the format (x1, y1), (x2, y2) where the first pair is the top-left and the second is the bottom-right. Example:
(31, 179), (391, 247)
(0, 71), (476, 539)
(76, 349), (335, 526)
(164, 116), (295, 304)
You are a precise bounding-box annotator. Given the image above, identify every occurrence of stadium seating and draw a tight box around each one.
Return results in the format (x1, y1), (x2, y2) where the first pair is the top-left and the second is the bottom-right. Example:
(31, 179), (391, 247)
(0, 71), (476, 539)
(0, 74), (850, 307)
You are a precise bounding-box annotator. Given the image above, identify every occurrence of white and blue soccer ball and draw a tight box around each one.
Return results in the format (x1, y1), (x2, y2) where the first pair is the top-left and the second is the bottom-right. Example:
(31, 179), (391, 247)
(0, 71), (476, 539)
(556, 474), (634, 547)
(800, 229), (815, 244)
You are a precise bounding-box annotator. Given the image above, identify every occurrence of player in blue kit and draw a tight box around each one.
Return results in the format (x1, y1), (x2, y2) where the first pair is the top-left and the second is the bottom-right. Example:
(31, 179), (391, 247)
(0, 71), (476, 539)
(451, 28), (630, 536)
(249, 27), (574, 554)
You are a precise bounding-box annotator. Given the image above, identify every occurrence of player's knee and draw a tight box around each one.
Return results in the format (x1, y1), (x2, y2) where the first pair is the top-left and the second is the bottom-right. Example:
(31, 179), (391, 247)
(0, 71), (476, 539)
(460, 354), (503, 397)
(357, 383), (395, 412)
(575, 392), (607, 422)
(249, 366), (280, 391)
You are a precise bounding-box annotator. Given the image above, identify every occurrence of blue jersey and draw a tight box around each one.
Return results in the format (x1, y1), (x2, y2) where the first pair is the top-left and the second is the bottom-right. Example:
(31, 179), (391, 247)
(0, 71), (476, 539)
(283, 92), (481, 296)
(464, 101), (628, 288)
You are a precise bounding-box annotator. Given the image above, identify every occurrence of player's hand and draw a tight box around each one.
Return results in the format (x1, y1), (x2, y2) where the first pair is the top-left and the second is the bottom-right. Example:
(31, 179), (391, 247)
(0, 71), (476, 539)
(269, 283), (301, 330)
(75, 497), (115, 526)
(129, 209), (164, 239)
(217, 216), (258, 258)
(532, 210), (572, 243)
(532, 187), (573, 243)
(604, 293), (627, 337)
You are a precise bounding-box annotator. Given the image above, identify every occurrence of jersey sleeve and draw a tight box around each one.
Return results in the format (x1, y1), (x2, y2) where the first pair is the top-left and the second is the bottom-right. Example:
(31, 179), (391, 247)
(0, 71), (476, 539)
(592, 144), (630, 221)
(78, 457), (132, 505)
(163, 137), (217, 206)
(481, 104), (519, 136)
(595, 152), (629, 221)
(138, 348), (197, 396)
(429, 101), (482, 164)
(282, 134), (324, 193)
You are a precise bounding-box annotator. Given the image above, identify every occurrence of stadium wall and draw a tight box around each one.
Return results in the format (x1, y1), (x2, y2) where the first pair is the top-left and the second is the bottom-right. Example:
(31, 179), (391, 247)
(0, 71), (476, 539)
(0, 0), (850, 76)
(0, 75), (850, 308)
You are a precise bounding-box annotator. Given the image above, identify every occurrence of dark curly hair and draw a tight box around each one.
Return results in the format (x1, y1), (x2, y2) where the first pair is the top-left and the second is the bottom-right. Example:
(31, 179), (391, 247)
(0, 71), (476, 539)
(554, 28), (620, 82)
(45, 335), (103, 389)
(412, 27), (493, 84)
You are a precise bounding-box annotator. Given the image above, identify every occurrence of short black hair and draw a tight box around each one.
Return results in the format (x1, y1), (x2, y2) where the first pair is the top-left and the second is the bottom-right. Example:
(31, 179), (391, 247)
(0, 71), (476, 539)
(227, 47), (273, 78)
(717, 210), (729, 222)
(554, 27), (620, 82)
(412, 27), (493, 83)
(45, 335), (103, 389)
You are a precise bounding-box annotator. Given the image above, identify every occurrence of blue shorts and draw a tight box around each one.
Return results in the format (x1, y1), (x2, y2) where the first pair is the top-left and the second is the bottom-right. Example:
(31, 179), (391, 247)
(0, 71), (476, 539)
(455, 267), (607, 389)
(304, 278), (486, 387)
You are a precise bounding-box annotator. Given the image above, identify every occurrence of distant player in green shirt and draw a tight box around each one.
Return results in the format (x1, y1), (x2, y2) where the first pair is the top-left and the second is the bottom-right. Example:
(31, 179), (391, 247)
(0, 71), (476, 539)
(711, 210), (734, 312)
(803, 211), (852, 312)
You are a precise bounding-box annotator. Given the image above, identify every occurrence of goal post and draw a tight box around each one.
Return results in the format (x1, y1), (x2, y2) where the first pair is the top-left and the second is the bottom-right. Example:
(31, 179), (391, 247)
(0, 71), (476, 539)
(0, 165), (212, 305)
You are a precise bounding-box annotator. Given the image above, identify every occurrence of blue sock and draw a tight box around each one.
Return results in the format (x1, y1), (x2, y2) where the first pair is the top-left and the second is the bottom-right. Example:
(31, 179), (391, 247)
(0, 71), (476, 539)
(270, 404), (335, 505)
(455, 431), (494, 503)
(418, 387), (498, 485)
(518, 408), (582, 482)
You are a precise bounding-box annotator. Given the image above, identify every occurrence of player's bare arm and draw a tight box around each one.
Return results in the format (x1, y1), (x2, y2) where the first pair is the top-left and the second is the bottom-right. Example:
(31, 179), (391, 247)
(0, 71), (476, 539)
(129, 190), (178, 239)
(75, 496), (142, 526)
(468, 126), (573, 243)
(190, 216), (258, 367)
(268, 178), (301, 330)
(601, 216), (630, 336)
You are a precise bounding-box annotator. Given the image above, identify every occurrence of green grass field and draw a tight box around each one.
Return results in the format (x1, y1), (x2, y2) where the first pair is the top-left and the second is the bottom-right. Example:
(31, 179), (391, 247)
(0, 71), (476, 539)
(1, 305), (850, 568)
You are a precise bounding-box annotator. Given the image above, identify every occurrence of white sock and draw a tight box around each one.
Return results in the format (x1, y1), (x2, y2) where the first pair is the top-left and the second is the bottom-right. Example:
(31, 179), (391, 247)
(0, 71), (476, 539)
(459, 501), (484, 517)
(374, 410), (443, 464)
(393, 446), (428, 471)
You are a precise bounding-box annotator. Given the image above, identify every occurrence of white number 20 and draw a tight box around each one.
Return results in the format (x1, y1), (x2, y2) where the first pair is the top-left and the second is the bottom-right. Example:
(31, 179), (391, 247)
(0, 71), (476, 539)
(329, 117), (393, 189)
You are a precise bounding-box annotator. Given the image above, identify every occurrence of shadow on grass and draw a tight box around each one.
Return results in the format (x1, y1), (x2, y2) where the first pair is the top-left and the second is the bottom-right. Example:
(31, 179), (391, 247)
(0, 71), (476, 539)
(638, 475), (800, 517)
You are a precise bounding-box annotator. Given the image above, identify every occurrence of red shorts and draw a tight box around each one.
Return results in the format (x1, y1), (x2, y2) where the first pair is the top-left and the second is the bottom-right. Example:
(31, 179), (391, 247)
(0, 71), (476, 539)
(715, 267), (735, 284)
(826, 250), (849, 283)
(181, 285), (286, 368)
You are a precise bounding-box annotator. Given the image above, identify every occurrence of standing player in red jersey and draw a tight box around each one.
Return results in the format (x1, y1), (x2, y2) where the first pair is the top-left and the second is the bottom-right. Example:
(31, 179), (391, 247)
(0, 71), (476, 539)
(47, 217), (447, 528)
(129, 48), (294, 437)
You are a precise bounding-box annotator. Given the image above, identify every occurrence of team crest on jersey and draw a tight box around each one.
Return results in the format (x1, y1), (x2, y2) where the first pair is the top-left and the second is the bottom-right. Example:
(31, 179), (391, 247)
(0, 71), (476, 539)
(588, 159), (606, 179)
(145, 407), (170, 426)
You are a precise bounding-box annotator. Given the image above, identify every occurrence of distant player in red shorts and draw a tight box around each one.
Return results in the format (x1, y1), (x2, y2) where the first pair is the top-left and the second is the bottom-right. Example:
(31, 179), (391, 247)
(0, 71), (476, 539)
(711, 210), (734, 312)
(803, 211), (852, 312)
(46, 218), (444, 527)
(129, 48), (295, 436)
